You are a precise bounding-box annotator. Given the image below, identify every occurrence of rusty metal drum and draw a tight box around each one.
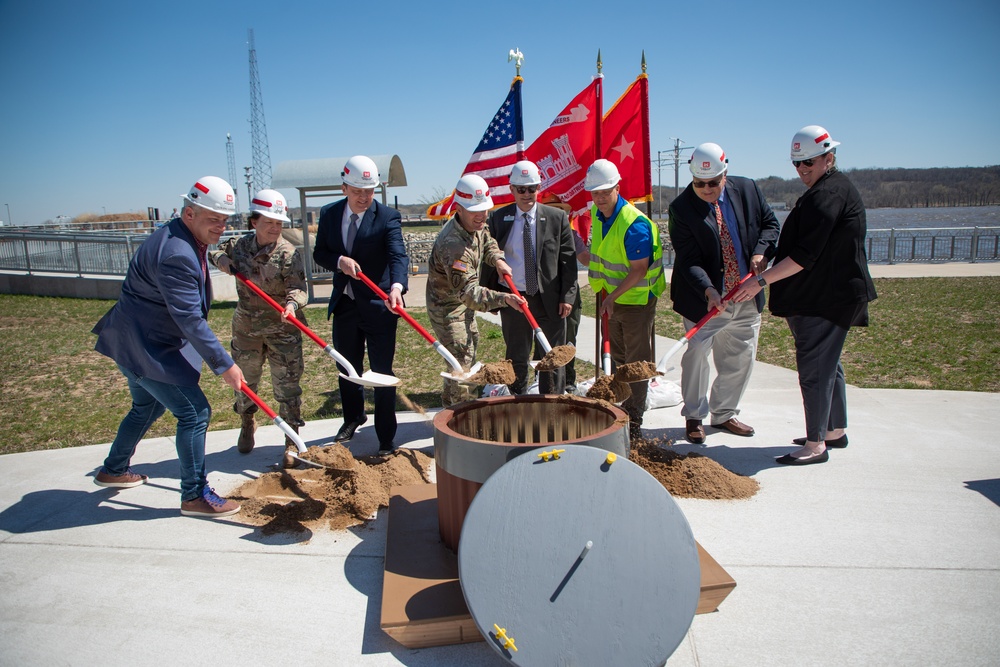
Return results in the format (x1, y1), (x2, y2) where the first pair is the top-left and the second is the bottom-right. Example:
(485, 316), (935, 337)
(433, 394), (629, 551)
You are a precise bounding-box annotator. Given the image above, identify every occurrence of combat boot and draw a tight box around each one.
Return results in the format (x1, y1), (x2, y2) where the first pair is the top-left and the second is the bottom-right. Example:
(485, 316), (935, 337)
(237, 413), (256, 453)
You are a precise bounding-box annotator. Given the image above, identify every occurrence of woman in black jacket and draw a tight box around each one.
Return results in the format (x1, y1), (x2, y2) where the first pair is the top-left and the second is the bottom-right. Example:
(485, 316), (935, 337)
(732, 125), (877, 465)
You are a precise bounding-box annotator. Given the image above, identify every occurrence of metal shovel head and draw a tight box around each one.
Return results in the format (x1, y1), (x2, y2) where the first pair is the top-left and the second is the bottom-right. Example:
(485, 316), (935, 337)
(441, 361), (483, 384)
(340, 370), (401, 388)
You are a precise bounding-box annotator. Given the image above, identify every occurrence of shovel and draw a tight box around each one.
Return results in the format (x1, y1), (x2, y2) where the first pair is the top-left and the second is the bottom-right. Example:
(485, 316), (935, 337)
(655, 273), (753, 373)
(232, 270), (398, 388)
(501, 274), (574, 370)
(600, 308), (612, 376)
(238, 382), (327, 470)
(354, 270), (481, 383)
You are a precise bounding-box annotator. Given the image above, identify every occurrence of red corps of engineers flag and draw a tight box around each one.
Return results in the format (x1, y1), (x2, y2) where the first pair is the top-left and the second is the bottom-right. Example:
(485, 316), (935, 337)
(426, 77), (524, 219)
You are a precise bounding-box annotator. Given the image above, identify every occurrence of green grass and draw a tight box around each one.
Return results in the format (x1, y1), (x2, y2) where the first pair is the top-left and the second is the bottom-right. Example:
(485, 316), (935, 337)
(580, 276), (1000, 393)
(1, 276), (997, 456)
(0, 295), (594, 455)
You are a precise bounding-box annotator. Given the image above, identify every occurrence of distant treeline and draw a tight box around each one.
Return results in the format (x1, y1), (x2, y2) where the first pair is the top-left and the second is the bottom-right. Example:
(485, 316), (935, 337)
(754, 165), (1000, 209)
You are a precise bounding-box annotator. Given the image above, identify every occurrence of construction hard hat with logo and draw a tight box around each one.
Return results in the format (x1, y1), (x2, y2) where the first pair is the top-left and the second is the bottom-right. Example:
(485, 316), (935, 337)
(454, 174), (494, 211)
(249, 188), (290, 222)
(790, 125), (840, 161)
(183, 176), (236, 216)
(584, 159), (621, 192)
(342, 155), (381, 189)
(689, 143), (728, 179)
(509, 160), (542, 186)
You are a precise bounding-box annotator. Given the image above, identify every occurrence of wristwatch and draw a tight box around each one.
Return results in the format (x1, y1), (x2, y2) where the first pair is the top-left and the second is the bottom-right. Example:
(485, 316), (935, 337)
(757, 275), (768, 288)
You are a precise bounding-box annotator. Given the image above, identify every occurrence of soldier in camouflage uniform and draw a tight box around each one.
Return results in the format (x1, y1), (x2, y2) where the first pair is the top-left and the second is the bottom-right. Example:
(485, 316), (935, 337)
(426, 174), (525, 406)
(209, 189), (307, 467)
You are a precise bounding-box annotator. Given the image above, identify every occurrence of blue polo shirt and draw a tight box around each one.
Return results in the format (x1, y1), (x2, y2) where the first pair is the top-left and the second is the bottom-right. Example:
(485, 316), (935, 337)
(596, 195), (652, 260)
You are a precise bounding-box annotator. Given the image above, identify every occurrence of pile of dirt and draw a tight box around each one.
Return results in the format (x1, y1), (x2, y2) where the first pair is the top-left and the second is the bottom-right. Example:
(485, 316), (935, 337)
(630, 441), (759, 500)
(586, 375), (632, 402)
(534, 344), (576, 371)
(229, 443), (433, 535)
(614, 361), (661, 383)
(465, 360), (515, 385)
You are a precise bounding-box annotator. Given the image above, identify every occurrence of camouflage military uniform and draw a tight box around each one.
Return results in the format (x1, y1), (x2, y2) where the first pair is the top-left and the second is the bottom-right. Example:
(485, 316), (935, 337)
(209, 233), (308, 425)
(426, 216), (509, 406)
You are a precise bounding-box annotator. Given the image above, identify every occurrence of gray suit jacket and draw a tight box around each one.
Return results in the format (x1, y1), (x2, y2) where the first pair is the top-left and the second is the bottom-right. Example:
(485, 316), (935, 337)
(485, 203), (578, 321)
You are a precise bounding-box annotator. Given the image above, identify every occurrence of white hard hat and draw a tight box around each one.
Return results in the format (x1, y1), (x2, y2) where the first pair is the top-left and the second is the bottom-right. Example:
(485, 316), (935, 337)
(183, 176), (236, 216)
(341, 155), (380, 189)
(790, 125), (840, 161)
(454, 174), (493, 211)
(249, 188), (290, 222)
(509, 160), (542, 186)
(689, 143), (728, 179)
(584, 159), (621, 192)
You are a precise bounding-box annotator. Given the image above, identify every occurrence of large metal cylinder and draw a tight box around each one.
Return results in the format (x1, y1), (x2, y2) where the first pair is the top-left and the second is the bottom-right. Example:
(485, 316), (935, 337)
(433, 394), (629, 551)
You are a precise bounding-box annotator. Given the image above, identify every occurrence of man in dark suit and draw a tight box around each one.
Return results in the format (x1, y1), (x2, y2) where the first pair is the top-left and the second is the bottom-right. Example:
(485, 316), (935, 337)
(486, 160), (578, 394)
(668, 143), (780, 444)
(314, 155), (408, 454)
(92, 176), (245, 518)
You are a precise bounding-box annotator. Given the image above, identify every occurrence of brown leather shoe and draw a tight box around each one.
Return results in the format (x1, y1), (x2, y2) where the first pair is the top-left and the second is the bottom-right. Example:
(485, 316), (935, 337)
(711, 417), (755, 437)
(685, 419), (705, 444)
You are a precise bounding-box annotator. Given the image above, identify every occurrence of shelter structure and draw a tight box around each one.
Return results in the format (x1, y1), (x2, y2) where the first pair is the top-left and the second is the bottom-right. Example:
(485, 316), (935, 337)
(271, 154), (407, 302)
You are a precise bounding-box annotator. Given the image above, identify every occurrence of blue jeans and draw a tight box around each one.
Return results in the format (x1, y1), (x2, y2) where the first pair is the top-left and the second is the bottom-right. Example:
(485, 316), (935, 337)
(102, 365), (211, 502)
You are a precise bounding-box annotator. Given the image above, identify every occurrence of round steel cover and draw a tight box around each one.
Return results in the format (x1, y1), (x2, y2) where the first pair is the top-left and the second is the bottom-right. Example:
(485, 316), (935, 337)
(458, 444), (700, 666)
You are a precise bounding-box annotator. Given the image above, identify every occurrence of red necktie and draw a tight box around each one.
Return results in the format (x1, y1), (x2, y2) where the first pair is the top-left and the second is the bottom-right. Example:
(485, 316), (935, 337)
(715, 203), (739, 293)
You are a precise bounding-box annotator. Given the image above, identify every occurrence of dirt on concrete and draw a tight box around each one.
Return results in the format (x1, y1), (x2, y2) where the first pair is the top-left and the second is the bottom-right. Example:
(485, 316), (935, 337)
(629, 440), (760, 500)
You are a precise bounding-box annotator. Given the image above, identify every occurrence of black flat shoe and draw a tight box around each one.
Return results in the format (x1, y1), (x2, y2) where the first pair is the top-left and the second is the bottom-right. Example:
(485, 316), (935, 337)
(792, 434), (848, 449)
(776, 449), (829, 466)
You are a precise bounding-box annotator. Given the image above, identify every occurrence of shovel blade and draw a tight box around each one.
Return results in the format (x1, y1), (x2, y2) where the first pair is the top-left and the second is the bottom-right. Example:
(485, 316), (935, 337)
(440, 362), (483, 384)
(340, 370), (401, 388)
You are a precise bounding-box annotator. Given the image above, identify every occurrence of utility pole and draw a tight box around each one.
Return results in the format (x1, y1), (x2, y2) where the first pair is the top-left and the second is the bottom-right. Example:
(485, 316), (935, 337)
(247, 29), (272, 192)
(226, 133), (241, 215)
(243, 166), (253, 227)
(671, 137), (693, 201)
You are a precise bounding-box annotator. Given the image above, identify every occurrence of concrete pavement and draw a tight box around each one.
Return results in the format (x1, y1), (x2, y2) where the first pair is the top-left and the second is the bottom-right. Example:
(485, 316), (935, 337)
(1, 263), (999, 666)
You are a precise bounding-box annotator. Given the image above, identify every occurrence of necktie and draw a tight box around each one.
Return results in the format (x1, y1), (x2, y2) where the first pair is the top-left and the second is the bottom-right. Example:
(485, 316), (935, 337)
(346, 213), (359, 253)
(715, 203), (740, 293)
(522, 212), (538, 295)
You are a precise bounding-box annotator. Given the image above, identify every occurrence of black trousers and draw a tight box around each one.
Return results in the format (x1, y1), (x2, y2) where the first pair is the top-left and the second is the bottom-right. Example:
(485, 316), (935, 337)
(332, 297), (398, 445)
(499, 292), (567, 395)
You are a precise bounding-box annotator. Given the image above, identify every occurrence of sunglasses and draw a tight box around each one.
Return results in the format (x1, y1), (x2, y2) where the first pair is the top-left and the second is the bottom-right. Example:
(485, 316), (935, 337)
(692, 178), (722, 189)
(792, 157), (820, 168)
(513, 186), (539, 195)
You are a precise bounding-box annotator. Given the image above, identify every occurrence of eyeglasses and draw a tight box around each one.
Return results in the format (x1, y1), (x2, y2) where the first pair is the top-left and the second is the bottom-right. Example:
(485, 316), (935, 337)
(792, 157), (819, 168)
(692, 178), (722, 189)
(513, 186), (539, 195)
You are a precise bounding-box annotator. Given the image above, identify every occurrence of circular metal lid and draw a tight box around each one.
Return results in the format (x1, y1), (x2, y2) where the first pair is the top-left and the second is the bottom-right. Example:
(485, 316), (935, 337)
(458, 444), (701, 665)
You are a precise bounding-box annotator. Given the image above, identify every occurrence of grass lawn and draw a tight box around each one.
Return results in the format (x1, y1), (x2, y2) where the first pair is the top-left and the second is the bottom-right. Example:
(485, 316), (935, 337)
(1, 275), (997, 455)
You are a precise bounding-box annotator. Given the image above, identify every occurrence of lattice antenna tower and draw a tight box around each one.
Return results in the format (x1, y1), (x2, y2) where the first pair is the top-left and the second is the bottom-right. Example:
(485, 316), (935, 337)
(247, 28), (272, 191)
(225, 133), (241, 214)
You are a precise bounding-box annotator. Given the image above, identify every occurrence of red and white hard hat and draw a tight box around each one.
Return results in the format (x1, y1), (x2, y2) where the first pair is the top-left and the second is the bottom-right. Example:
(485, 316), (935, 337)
(454, 174), (493, 211)
(584, 159), (621, 192)
(689, 143), (728, 179)
(790, 125), (840, 161)
(509, 160), (542, 187)
(250, 188), (290, 222)
(342, 155), (380, 189)
(183, 176), (236, 215)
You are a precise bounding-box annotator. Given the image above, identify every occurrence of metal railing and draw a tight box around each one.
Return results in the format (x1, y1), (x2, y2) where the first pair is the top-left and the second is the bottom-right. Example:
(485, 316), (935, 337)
(1, 226), (997, 279)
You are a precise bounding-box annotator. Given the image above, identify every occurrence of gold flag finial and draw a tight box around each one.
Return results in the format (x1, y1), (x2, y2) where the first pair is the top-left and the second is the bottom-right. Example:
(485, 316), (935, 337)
(641, 50), (647, 74)
(597, 49), (603, 75)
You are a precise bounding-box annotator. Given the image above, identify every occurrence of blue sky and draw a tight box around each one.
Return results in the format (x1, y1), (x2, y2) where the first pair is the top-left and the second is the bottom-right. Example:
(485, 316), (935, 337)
(1, 0), (998, 225)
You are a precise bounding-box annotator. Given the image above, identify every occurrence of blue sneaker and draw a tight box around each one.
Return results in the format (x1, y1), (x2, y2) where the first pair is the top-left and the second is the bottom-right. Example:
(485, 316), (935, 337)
(180, 486), (241, 518)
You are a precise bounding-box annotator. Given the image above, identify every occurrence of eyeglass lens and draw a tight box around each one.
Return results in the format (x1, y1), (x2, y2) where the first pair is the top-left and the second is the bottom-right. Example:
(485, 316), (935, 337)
(692, 179), (722, 189)
(792, 158), (817, 168)
(514, 186), (538, 194)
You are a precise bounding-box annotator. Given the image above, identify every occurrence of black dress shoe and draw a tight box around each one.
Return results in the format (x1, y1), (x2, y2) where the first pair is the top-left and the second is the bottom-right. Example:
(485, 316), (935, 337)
(377, 442), (397, 456)
(335, 417), (367, 442)
(792, 434), (848, 448)
(776, 449), (829, 466)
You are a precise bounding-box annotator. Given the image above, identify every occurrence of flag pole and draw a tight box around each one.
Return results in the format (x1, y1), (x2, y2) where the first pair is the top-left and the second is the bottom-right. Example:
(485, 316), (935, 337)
(594, 49), (605, 377)
(640, 51), (656, 360)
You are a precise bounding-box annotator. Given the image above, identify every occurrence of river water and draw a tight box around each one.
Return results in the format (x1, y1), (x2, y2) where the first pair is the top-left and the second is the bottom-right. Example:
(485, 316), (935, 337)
(774, 205), (1000, 229)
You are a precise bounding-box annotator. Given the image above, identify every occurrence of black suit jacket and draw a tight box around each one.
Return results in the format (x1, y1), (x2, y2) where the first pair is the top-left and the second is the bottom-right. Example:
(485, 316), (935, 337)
(484, 203), (578, 321)
(313, 199), (409, 325)
(668, 175), (780, 322)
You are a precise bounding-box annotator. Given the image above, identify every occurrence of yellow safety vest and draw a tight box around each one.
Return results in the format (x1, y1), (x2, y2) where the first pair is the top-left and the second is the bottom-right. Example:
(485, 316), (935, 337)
(587, 201), (665, 305)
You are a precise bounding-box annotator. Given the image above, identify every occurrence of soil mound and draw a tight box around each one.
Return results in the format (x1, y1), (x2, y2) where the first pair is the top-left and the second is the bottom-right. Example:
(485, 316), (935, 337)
(630, 441), (759, 500)
(534, 345), (576, 371)
(465, 360), (515, 385)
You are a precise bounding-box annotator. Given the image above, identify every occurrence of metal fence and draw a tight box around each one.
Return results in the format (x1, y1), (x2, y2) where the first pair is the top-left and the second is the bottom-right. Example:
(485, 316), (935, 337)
(1, 225), (997, 279)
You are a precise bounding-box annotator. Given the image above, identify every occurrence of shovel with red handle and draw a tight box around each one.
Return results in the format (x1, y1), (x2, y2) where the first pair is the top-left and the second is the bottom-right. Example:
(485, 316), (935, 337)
(501, 274), (553, 355)
(232, 270), (398, 388)
(239, 382), (330, 470)
(655, 273), (753, 373)
(354, 270), (482, 383)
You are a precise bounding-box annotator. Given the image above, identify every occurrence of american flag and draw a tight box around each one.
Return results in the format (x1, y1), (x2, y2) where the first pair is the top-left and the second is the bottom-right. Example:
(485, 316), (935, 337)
(426, 77), (524, 219)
